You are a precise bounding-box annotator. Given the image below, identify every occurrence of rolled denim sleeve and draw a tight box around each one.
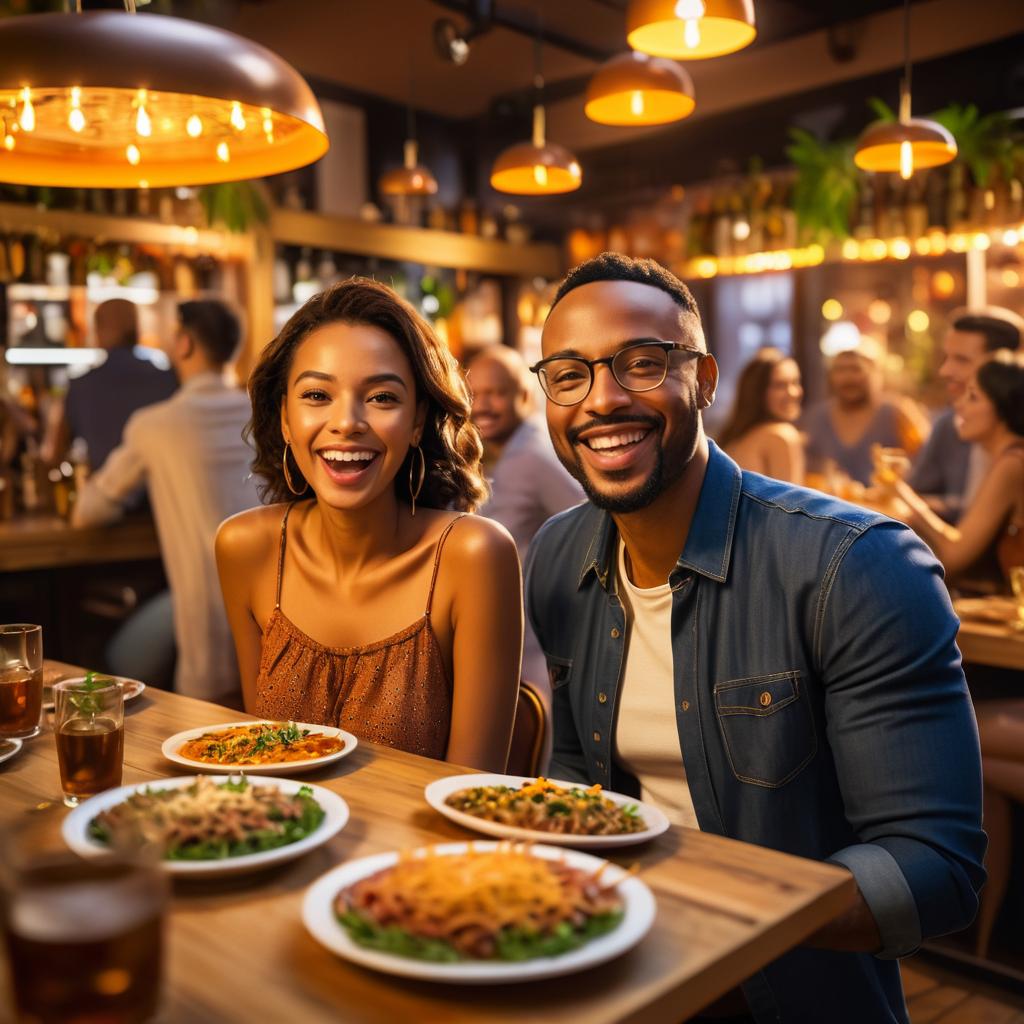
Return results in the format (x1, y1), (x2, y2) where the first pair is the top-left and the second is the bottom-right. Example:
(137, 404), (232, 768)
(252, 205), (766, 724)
(816, 521), (986, 957)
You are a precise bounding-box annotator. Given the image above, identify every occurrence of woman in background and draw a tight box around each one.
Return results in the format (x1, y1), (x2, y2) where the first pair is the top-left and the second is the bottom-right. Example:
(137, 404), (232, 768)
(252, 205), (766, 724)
(881, 351), (1024, 958)
(717, 347), (805, 483)
(216, 278), (521, 772)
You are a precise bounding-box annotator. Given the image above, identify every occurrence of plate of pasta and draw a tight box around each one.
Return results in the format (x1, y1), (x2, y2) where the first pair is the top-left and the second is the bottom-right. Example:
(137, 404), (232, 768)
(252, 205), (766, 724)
(302, 841), (656, 983)
(424, 774), (671, 848)
(161, 720), (357, 775)
(63, 775), (349, 878)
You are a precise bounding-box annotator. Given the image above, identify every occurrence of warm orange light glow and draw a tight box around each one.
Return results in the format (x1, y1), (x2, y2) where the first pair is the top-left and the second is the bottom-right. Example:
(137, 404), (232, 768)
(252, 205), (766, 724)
(626, 0), (756, 59)
(854, 119), (956, 175)
(490, 104), (581, 196)
(585, 51), (695, 127)
(0, 10), (328, 187)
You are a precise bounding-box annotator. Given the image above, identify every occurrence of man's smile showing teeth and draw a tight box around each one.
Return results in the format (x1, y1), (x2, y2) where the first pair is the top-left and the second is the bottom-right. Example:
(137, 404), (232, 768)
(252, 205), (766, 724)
(584, 430), (649, 451)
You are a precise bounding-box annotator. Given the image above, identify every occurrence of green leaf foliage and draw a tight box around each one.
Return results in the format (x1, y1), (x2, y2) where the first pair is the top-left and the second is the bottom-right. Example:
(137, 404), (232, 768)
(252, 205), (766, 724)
(785, 128), (860, 243)
(197, 182), (270, 233)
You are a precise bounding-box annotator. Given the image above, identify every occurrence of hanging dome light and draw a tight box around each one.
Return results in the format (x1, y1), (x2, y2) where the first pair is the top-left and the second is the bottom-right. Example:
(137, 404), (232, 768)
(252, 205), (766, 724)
(854, 0), (955, 180)
(0, 10), (328, 188)
(626, 0), (756, 60)
(585, 51), (695, 126)
(380, 139), (438, 196)
(491, 104), (581, 196)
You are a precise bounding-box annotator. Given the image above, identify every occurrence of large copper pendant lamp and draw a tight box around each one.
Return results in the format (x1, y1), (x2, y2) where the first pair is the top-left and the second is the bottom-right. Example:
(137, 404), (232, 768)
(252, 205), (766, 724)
(0, 7), (327, 188)
(626, 0), (756, 60)
(585, 51), (695, 126)
(379, 62), (437, 197)
(491, 36), (581, 196)
(854, 0), (955, 179)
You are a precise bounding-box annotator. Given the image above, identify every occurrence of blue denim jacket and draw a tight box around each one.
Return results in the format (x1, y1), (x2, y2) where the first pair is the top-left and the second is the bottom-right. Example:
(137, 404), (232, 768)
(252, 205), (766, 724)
(524, 442), (986, 1024)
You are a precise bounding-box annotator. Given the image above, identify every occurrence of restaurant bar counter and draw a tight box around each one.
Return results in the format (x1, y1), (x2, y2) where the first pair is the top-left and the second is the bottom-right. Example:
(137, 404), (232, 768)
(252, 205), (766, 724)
(0, 682), (856, 1024)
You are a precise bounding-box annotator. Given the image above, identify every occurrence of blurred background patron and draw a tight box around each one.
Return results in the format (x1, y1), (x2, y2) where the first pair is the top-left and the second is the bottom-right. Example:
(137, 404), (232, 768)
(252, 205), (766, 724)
(72, 300), (259, 703)
(717, 347), (805, 483)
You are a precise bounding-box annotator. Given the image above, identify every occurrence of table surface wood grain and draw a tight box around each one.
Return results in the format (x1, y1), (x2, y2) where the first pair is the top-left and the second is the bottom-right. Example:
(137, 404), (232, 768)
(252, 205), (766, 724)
(955, 598), (1024, 672)
(1, 671), (856, 1024)
(0, 515), (161, 572)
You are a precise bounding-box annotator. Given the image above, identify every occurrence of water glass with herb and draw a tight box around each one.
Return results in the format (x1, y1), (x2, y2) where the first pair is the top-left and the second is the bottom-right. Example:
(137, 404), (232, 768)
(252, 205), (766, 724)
(54, 673), (125, 807)
(0, 624), (43, 739)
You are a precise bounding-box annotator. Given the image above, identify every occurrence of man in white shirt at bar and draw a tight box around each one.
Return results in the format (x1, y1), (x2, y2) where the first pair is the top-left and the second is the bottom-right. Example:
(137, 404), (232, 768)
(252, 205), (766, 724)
(74, 300), (260, 703)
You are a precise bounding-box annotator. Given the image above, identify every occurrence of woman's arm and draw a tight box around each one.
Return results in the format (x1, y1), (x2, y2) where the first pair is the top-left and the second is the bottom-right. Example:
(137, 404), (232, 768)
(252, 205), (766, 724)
(763, 424), (806, 485)
(215, 511), (270, 712)
(444, 516), (523, 771)
(895, 455), (1021, 576)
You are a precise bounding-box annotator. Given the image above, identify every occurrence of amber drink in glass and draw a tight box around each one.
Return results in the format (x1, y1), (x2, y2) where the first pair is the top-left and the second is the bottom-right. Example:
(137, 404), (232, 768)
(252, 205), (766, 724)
(0, 624), (43, 740)
(53, 678), (124, 807)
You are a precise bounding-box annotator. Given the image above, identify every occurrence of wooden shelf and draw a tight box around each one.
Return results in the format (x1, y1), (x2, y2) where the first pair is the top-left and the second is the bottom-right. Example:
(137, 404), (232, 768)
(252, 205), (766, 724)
(270, 207), (563, 279)
(0, 202), (253, 259)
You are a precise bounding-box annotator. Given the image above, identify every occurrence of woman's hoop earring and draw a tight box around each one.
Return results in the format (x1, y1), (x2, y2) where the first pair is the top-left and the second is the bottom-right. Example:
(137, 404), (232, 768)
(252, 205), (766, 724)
(408, 444), (426, 516)
(282, 442), (307, 496)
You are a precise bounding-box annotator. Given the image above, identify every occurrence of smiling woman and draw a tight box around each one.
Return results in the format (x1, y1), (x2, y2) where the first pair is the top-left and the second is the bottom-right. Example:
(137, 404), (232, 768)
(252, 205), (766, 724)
(214, 279), (522, 772)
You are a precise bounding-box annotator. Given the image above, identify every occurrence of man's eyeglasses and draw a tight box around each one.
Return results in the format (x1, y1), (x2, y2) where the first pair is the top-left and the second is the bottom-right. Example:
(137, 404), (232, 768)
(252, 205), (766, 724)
(529, 340), (704, 407)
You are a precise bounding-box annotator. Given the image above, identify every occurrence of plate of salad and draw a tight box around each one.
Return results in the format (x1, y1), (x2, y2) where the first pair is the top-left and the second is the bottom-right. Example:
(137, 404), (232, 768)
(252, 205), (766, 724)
(62, 775), (349, 878)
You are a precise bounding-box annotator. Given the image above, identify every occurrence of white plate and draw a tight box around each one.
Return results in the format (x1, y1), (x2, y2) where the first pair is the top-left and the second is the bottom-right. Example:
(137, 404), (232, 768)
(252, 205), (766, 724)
(161, 720), (357, 775)
(303, 841), (655, 984)
(62, 775), (349, 878)
(424, 774), (671, 849)
(0, 737), (23, 765)
(43, 675), (146, 712)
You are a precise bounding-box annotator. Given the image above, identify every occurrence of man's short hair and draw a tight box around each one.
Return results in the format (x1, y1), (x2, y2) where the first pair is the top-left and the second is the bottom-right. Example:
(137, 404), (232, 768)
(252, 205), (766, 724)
(466, 344), (531, 393)
(952, 307), (1023, 353)
(178, 300), (241, 367)
(94, 298), (138, 349)
(551, 252), (700, 320)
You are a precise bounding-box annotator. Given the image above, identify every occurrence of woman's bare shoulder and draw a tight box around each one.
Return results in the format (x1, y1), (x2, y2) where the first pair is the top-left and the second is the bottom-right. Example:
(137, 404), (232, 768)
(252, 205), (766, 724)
(216, 502), (289, 565)
(755, 421), (803, 444)
(442, 512), (518, 565)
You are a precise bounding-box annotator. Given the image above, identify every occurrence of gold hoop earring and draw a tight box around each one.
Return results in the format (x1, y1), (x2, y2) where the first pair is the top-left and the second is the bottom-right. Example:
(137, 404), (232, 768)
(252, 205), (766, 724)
(408, 444), (426, 516)
(282, 442), (307, 496)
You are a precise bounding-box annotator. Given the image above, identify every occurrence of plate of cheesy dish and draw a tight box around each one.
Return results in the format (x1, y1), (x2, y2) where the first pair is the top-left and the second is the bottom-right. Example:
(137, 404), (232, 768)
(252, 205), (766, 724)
(162, 720), (357, 775)
(302, 841), (655, 983)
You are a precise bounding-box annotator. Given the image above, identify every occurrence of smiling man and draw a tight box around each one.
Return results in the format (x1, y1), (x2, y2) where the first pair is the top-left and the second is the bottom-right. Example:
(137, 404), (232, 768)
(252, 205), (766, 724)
(524, 254), (985, 1024)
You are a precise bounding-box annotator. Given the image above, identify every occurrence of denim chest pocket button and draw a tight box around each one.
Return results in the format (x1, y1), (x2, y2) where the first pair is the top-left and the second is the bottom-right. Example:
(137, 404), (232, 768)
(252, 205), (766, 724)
(713, 671), (817, 788)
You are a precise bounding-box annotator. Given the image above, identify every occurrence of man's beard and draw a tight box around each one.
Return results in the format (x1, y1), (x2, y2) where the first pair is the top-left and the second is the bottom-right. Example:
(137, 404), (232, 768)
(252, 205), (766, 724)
(555, 410), (700, 514)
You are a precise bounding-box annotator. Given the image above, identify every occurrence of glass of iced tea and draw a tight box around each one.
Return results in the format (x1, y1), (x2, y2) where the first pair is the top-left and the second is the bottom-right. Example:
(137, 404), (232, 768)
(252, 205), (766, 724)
(53, 677), (124, 808)
(0, 624), (43, 740)
(1010, 566), (1024, 632)
(1, 826), (167, 1024)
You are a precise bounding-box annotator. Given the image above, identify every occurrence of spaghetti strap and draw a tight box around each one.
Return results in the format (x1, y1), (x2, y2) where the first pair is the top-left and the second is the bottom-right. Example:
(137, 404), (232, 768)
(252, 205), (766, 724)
(275, 503), (296, 610)
(424, 514), (468, 617)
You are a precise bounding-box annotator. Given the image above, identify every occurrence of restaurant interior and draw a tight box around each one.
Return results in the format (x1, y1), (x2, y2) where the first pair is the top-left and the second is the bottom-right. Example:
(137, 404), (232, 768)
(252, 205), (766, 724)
(1, 0), (1024, 1021)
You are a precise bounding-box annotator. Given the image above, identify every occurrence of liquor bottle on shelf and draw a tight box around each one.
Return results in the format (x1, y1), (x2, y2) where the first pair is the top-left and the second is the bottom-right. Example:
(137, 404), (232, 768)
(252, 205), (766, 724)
(925, 168), (947, 231)
(710, 189), (732, 258)
(905, 177), (928, 240)
(946, 164), (969, 233)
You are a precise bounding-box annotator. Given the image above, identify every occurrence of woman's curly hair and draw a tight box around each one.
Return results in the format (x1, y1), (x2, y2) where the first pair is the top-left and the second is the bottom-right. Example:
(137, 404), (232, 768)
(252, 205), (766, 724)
(247, 277), (487, 512)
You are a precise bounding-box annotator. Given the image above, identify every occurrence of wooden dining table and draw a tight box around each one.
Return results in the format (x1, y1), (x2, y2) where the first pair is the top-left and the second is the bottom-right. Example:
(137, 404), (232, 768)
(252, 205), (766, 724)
(955, 597), (1024, 672)
(0, 670), (856, 1024)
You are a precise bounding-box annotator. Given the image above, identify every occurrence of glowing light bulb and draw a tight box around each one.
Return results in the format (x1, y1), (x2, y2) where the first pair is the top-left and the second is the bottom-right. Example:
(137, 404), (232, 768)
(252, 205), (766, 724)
(630, 90), (645, 117)
(126, 143), (141, 166)
(533, 164), (548, 187)
(262, 116), (273, 135)
(67, 86), (86, 132)
(569, 161), (581, 180)
(230, 102), (246, 131)
(186, 115), (202, 138)
(3, 134), (14, 151)
(136, 90), (152, 137)
(216, 140), (230, 163)
(899, 139), (913, 180)
(907, 309), (930, 333)
(684, 18), (701, 48)
(19, 88), (34, 132)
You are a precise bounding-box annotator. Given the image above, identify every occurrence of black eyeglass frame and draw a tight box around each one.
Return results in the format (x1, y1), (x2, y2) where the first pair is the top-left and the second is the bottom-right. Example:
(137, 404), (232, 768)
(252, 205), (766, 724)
(529, 340), (706, 406)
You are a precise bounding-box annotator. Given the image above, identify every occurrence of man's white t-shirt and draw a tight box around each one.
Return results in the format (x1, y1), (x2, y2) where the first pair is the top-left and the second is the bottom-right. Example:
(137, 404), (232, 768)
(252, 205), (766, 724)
(612, 541), (699, 829)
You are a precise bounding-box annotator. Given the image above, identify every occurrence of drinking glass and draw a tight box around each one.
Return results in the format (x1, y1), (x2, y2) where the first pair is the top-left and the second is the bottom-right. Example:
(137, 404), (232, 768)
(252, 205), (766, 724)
(0, 625), (43, 740)
(1010, 566), (1024, 632)
(53, 678), (125, 808)
(0, 817), (167, 1024)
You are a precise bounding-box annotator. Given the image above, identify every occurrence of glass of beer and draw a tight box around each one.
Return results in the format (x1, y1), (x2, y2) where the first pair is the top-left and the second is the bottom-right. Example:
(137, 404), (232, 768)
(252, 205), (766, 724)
(53, 677), (125, 808)
(1010, 566), (1024, 632)
(0, 624), (43, 740)
(1, 821), (167, 1024)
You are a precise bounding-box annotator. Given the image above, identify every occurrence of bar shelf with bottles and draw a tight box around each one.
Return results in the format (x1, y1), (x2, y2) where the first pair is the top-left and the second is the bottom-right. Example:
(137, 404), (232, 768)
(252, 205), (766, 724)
(572, 159), (1024, 281)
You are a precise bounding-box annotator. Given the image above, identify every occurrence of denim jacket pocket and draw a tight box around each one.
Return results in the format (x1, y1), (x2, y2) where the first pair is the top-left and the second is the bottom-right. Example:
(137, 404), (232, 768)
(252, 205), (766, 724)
(545, 653), (574, 691)
(714, 671), (817, 788)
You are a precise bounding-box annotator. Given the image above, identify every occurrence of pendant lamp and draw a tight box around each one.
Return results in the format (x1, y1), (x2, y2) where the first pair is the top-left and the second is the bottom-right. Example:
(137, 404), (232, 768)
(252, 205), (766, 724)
(626, 0), (756, 60)
(490, 37), (581, 196)
(379, 62), (437, 197)
(854, 0), (955, 179)
(0, 8), (327, 188)
(585, 51), (695, 126)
